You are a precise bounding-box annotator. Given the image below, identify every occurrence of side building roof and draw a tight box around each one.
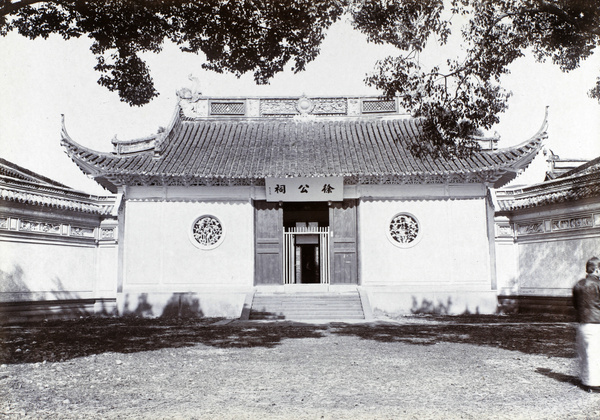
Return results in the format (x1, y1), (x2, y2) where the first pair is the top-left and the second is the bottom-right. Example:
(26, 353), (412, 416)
(0, 158), (115, 215)
(496, 155), (600, 212)
(61, 96), (547, 193)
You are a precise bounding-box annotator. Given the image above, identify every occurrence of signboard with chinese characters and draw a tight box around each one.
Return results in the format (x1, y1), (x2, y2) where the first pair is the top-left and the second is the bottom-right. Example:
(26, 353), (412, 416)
(265, 177), (344, 202)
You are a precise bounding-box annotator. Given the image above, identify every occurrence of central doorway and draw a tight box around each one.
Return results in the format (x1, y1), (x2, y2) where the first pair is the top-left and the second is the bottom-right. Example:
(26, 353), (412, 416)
(282, 202), (329, 284)
(254, 199), (358, 286)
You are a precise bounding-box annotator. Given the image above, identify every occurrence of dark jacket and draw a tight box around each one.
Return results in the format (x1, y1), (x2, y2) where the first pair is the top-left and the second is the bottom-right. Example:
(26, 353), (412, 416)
(573, 274), (600, 323)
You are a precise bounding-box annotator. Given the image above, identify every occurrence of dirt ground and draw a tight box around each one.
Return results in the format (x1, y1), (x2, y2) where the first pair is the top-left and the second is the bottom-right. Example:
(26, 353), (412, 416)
(0, 314), (598, 420)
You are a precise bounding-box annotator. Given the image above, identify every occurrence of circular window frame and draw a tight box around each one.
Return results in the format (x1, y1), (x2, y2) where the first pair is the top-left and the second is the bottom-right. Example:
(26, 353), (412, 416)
(189, 214), (225, 250)
(386, 212), (423, 248)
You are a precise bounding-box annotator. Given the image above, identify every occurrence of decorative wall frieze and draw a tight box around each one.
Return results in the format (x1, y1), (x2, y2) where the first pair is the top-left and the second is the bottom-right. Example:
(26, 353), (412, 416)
(497, 212), (600, 240)
(496, 223), (514, 237)
(19, 220), (61, 234)
(516, 221), (544, 235)
(551, 216), (593, 231)
(0, 215), (117, 244)
(70, 226), (95, 237)
(100, 227), (116, 240)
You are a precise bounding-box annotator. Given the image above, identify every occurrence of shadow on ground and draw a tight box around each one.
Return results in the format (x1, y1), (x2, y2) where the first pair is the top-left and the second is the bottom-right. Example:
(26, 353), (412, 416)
(535, 367), (580, 387)
(330, 320), (575, 359)
(0, 315), (577, 364)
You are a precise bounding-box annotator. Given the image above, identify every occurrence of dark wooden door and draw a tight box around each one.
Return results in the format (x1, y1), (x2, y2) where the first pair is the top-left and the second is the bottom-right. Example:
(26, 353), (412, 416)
(254, 200), (283, 285)
(330, 199), (358, 284)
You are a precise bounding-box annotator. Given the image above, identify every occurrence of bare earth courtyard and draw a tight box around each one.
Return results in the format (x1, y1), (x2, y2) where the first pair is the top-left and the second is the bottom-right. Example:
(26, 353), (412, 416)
(1, 315), (599, 420)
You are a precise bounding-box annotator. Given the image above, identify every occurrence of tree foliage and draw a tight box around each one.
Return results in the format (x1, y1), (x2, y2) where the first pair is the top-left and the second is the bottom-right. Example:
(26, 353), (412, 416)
(356, 0), (600, 154)
(1, 0), (599, 154)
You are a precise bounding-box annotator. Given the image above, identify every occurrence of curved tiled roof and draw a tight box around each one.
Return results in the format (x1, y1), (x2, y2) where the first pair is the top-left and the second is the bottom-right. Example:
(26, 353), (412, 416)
(0, 159), (115, 215)
(61, 100), (547, 193)
(496, 157), (600, 212)
(0, 157), (71, 189)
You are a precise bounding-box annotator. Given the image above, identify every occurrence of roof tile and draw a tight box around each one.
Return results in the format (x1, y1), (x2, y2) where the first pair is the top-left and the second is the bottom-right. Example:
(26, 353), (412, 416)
(62, 109), (546, 191)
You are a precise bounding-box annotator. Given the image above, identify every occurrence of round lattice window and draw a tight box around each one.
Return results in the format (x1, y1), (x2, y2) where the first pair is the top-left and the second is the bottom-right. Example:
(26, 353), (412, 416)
(388, 213), (422, 248)
(190, 215), (225, 250)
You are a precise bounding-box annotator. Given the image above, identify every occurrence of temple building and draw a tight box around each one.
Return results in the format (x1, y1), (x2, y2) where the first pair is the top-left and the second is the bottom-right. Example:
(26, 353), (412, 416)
(55, 93), (546, 319)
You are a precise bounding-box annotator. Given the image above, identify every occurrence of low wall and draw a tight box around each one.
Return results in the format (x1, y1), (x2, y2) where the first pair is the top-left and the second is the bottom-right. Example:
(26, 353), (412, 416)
(0, 210), (118, 323)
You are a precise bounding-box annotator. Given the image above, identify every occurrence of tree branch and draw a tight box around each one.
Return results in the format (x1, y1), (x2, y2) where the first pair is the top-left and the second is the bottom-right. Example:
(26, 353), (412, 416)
(0, 0), (48, 17)
(523, 1), (600, 37)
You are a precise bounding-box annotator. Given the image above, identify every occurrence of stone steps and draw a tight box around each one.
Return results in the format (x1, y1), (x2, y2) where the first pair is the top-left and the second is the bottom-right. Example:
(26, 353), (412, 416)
(249, 292), (365, 320)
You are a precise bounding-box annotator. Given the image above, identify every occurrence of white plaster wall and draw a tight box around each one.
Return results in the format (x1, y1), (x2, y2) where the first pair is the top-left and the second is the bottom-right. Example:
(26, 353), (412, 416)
(495, 241), (519, 295)
(122, 199), (254, 291)
(359, 197), (491, 288)
(96, 245), (118, 297)
(0, 240), (97, 301)
(516, 236), (600, 296)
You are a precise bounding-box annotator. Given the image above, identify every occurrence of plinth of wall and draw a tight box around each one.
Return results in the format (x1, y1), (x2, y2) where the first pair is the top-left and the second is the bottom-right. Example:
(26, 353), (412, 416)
(497, 295), (576, 317)
(366, 287), (498, 316)
(0, 298), (117, 324)
(117, 291), (247, 319)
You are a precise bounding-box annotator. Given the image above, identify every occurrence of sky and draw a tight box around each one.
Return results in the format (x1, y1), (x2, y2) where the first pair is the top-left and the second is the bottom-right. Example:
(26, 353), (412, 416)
(1, 18), (599, 195)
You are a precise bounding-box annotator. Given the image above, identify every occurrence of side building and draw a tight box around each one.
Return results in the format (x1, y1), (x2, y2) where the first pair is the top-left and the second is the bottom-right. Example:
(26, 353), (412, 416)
(0, 158), (118, 321)
(494, 156), (600, 314)
(60, 94), (546, 319)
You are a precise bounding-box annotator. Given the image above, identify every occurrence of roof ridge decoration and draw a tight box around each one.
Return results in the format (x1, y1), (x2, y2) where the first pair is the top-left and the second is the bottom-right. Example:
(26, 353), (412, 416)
(61, 99), (548, 193)
(176, 95), (401, 120)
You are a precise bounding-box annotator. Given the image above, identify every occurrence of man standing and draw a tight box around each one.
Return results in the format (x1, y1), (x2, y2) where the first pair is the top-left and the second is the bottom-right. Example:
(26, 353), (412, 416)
(573, 257), (600, 392)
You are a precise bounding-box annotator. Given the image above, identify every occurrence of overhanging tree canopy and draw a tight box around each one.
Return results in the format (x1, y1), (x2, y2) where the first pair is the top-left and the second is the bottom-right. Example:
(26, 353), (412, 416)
(2, 0), (598, 154)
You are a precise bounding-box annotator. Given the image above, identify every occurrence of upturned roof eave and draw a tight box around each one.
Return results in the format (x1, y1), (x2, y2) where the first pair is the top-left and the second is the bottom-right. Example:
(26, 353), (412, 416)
(61, 103), (549, 189)
(486, 107), (549, 188)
